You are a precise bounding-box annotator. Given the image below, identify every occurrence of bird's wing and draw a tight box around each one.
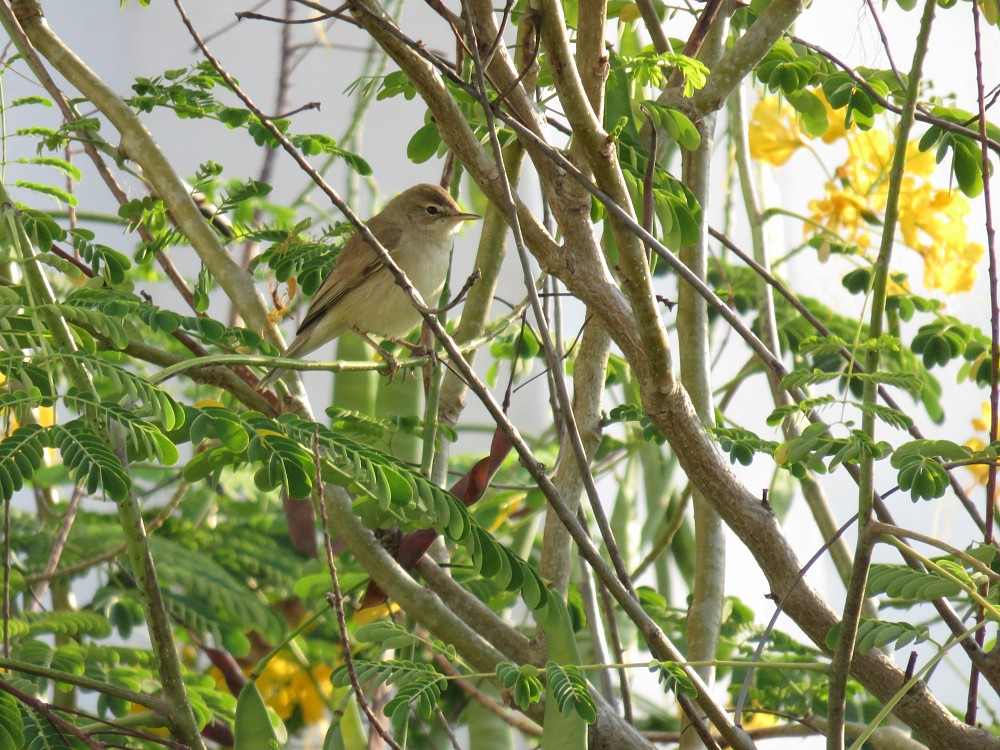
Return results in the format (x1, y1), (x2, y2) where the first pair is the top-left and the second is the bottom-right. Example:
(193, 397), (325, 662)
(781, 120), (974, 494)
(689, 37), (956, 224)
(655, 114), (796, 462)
(296, 218), (402, 335)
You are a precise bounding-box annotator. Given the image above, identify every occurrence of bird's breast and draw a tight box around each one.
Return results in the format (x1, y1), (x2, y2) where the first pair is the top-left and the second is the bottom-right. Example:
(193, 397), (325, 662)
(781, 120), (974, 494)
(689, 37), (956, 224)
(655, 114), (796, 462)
(361, 235), (452, 339)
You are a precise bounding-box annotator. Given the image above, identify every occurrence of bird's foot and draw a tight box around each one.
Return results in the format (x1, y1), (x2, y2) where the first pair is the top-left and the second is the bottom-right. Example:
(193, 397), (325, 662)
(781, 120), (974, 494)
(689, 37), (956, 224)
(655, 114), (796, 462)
(396, 340), (437, 363)
(377, 349), (400, 382)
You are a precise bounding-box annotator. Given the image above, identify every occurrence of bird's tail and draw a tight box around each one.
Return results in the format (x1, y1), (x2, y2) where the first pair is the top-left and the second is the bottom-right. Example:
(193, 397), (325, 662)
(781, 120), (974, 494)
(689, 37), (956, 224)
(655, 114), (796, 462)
(257, 322), (332, 391)
(257, 366), (284, 391)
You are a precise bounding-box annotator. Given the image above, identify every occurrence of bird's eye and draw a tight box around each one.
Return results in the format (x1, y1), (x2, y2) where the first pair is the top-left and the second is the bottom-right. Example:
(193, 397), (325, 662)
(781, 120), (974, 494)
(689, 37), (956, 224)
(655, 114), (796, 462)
(425, 205), (440, 215)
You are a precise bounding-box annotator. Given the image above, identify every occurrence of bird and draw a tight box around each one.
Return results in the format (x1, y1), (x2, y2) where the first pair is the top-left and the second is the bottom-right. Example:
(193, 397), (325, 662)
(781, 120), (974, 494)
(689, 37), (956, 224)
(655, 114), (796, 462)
(259, 184), (479, 390)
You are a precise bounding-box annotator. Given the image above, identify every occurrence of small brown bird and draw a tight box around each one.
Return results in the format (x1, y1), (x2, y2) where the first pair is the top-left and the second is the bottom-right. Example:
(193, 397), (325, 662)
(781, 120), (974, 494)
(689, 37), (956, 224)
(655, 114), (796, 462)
(259, 184), (479, 389)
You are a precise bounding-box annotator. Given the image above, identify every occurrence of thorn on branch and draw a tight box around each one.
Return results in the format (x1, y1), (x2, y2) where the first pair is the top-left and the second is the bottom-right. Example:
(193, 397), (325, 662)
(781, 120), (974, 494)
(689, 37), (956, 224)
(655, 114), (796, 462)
(761, 488), (771, 512)
(264, 101), (322, 119)
(656, 294), (676, 310)
(904, 651), (918, 685)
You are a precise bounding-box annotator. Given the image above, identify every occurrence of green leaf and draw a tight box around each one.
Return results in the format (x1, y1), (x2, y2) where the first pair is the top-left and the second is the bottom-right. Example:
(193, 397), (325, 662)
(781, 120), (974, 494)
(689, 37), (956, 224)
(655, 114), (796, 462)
(604, 52), (643, 147)
(190, 407), (251, 452)
(355, 622), (422, 651)
(642, 102), (701, 150)
(51, 420), (131, 501)
(650, 660), (697, 698)
(234, 682), (282, 750)
(21, 705), (87, 749)
(711, 426), (779, 466)
(149, 536), (286, 643)
(0, 424), (46, 503)
(336, 661), (445, 722)
(193, 263), (211, 314)
(18, 207), (67, 250)
(545, 662), (596, 723)
(539, 596), (590, 747)
(0, 693), (24, 750)
(890, 439), (970, 501)
(495, 662), (543, 710)
(951, 135), (985, 198)
(17, 156), (82, 182)
(866, 564), (964, 601)
(384, 672), (445, 722)
(25, 610), (112, 639)
(10, 95), (53, 109)
(859, 402), (913, 431)
(778, 368), (839, 390)
(406, 121), (442, 164)
(852, 370), (922, 396)
(826, 617), (929, 654)
(891, 439), (972, 463)
(820, 71), (884, 130)
(14, 180), (78, 207)
(786, 89), (829, 137)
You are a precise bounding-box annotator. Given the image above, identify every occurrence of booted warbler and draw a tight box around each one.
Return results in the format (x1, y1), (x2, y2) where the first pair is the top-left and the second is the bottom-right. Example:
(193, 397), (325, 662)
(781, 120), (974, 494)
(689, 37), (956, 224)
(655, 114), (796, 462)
(259, 184), (479, 389)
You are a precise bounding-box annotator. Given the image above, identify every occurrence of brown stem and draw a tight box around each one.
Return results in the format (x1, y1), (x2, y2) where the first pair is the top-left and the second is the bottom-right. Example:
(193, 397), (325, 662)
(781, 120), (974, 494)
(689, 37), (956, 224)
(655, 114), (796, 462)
(966, 0), (999, 726)
(313, 430), (402, 750)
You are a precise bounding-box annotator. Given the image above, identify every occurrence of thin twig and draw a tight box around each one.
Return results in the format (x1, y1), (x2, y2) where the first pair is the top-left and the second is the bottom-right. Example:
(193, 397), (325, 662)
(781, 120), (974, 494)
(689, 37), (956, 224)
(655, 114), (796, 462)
(709, 227), (990, 535)
(870, 522), (1000, 583)
(27, 487), (81, 611)
(236, 10), (339, 24)
(424, 270), (481, 314)
(634, 0), (670, 53)
(827, 3), (938, 746)
(313, 429), (403, 750)
(432, 653), (543, 736)
(733, 512), (859, 727)
(666, 0), (725, 92)
(434, 707), (463, 750)
(460, 0), (638, 602)
(863, 0), (906, 92)
(46, 703), (188, 750)
(481, 0), (515, 67)
(0, 677), (104, 749)
(640, 105), (657, 265)
(24, 478), (188, 584)
(967, 0), (998, 726)
(595, 570), (634, 723)
(2, 483), (8, 660)
(0, 4), (201, 312)
(631, 487), (690, 579)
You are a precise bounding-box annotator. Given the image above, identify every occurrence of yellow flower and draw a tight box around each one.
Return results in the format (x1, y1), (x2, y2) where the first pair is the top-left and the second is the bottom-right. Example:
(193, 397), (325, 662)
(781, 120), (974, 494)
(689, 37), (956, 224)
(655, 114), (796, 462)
(809, 125), (980, 293)
(964, 437), (990, 485)
(973, 401), (992, 433)
(254, 654), (333, 724)
(898, 184), (982, 293)
(354, 600), (402, 625)
(964, 404), (996, 485)
(749, 96), (806, 166)
(807, 185), (875, 252)
(903, 140), (936, 179)
(836, 130), (892, 198)
(919, 239), (983, 294)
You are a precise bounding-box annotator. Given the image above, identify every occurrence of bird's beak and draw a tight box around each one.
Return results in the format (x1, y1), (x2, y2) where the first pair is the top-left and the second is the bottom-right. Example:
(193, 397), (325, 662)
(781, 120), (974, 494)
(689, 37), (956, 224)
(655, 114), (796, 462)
(448, 212), (480, 233)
